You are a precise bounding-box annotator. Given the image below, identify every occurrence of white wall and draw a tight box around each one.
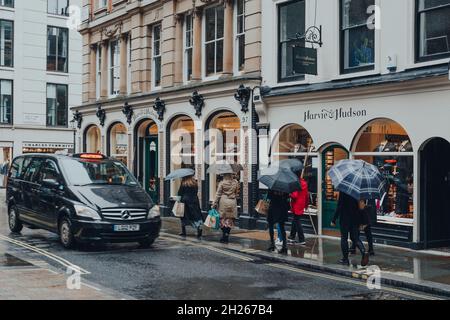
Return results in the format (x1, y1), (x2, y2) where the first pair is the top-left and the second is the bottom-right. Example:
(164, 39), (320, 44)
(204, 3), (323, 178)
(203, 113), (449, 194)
(0, 0), (82, 158)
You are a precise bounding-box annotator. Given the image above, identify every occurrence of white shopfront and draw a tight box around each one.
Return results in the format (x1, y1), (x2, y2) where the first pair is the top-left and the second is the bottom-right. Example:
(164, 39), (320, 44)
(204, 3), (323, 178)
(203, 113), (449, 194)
(260, 84), (450, 248)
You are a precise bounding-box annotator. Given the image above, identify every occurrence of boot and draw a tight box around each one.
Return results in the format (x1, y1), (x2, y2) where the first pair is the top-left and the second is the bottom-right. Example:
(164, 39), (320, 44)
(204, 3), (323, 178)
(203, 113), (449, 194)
(197, 228), (203, 239)
(179, 226), (186, 237)
(220, 229), (229, 244)
(361, 253), (370, 267)
(278, 247), (288, 255)
(267, 240), (276, 252)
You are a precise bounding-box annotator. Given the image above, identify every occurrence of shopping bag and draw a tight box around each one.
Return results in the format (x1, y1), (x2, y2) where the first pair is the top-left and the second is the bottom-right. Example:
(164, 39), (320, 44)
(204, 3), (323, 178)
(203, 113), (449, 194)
(255, 195), (270, 216)
(204, 209), (220, 230)
(172, 201), (185, 218)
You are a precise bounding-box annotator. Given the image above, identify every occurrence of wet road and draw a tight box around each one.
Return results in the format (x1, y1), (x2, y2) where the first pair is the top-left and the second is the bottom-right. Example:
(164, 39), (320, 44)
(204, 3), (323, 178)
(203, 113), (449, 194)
(0, 196), (440, 300)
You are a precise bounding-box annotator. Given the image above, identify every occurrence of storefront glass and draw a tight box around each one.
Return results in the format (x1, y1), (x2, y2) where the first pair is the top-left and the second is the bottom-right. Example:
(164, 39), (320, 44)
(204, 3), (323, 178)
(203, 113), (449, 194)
(353, 119), (414, 225)
(170, 116), (195, 197)
(271, 124), (318, 212)
(85, 125), (101, 153)
(208, 112), (241, 201)
(108, 123), (128, 165)
(0, 146), (12, 188)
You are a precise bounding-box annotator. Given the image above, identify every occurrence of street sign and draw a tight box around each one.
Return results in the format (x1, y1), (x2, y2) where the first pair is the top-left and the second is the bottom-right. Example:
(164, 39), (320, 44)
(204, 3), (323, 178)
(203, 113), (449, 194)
(293, 47), (318, 75)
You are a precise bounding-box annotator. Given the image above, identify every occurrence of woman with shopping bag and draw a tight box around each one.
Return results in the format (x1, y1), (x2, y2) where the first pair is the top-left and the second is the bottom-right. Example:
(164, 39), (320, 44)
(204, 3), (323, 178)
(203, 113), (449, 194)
(177, 176), (204, 239)
(212, 173), (240, 244)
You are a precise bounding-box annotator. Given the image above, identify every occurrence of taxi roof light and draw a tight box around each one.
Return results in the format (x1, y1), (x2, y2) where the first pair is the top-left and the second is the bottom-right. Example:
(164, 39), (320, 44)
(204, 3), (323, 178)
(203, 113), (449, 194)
(76, 153), (106, 160)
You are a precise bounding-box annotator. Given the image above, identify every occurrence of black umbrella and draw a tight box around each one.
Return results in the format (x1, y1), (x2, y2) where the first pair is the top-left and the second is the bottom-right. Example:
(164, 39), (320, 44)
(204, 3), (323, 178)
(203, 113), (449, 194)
(259, 167), (301, 193)
(165, 168), (195, 181)
(279, 159), (304, 173)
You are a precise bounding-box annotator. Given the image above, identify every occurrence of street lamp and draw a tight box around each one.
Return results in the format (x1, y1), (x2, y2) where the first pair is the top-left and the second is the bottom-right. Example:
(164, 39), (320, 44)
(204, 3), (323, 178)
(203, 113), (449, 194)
(69, 118), (76, 154)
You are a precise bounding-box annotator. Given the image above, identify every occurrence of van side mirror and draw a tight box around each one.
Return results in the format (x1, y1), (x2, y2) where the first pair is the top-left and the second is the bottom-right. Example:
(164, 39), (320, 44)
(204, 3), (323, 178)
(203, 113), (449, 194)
(42, 179), (60, 189)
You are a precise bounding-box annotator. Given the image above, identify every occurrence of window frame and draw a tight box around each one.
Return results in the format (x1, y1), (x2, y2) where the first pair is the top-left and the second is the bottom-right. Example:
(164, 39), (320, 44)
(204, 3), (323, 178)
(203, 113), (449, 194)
(47, 26), (69, 73)
(0, 79), (13, 126)
(339, 0), (376, 75)
(109, 38), (120, 97)
(277, 0), (306, 83)
(202, 4), (225, 79)
(234, 0), (245, 75)
(183, 14), (194, 83)
(0, 19), (14, 68)
(415, 0), (450, 63)
(152, 24), (162, 90)
(96, 44), (102, 100)
(46, 83), (69, 128)
(0, 0), (14, 9)
(47, 0), (69, 16)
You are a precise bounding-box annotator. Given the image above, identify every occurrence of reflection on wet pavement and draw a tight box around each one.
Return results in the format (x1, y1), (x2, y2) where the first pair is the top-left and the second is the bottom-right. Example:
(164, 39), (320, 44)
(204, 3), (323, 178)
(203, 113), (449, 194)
(0, 253), (33, 267)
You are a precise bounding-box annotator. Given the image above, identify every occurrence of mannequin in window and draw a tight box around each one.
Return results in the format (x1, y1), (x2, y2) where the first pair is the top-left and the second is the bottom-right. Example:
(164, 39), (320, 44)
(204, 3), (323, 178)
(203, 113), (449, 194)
(398, 140), (412, 152)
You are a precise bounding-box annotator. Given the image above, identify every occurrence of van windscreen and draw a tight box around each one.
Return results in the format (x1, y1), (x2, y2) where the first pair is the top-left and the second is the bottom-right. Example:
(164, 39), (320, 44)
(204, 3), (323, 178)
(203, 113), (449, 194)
(60, 158), (139, 187)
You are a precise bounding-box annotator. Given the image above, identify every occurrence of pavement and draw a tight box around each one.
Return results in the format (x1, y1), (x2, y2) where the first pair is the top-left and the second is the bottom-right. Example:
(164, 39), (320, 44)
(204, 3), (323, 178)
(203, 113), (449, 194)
(0, 187), (449, 300)
(161, 217), (450, 298)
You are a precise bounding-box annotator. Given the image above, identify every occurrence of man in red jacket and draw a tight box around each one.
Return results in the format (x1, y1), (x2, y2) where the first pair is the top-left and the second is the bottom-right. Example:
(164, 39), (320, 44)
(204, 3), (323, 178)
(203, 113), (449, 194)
(289, 178), (309, 245)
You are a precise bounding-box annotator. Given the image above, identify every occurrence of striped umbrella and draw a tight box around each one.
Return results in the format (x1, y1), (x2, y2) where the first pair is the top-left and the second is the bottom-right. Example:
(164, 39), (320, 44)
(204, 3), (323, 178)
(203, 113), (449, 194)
(328, 159), (386, 201)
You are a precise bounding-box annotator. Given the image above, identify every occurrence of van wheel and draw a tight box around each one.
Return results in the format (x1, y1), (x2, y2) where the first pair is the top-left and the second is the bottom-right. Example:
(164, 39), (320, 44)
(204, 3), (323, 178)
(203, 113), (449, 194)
(59, 217), (75, 249)
(139, 238), (155, 249)
(8, 206), (23, 233)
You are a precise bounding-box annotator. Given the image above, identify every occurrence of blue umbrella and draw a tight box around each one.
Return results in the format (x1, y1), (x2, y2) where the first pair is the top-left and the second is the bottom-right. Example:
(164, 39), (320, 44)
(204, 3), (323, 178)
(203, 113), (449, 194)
(328, 159), (386, 201)
(165, 168), (195, 181)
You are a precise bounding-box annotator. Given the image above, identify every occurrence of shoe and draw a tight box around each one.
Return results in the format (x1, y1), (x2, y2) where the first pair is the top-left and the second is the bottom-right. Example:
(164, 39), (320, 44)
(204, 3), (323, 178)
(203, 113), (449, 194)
(197, 229), (203, 239)
(339, 258), (350, 266)
(288, 236), (296, 241)
(179, 232), (187, 237)
(298, 241), (306, 246)
(361, 253), (370, 267)
(220, 234), (229, 244)
(267, 242), (276, 252)
(287, 239), (297, 244)
(275, 239), (283, 246)
(369, 250), (375, 256)
(278, 247), (288, 255)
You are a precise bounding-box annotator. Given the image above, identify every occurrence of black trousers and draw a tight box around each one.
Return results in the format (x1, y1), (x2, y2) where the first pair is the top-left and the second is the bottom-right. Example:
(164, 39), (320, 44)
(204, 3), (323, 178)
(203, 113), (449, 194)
(290, 215), (305, 242)
(341, 224), (366, 259)
(351, 225), (374, 253)
(269, 221), (287, 248)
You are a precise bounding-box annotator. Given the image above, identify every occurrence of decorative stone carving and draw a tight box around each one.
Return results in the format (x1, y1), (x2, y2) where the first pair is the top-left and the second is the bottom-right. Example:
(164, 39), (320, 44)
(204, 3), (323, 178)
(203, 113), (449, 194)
(189, 91), (205, 118)
(234, 84), (251, 113)
(122, 102), (133, 125)
(72, 111), (83, 129)
(96, 104), (106, 127)
(153, 98), (166, 122)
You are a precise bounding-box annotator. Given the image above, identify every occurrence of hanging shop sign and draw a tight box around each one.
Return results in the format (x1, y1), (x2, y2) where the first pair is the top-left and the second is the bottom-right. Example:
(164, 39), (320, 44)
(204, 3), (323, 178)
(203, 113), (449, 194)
(293, 47), (318, 76)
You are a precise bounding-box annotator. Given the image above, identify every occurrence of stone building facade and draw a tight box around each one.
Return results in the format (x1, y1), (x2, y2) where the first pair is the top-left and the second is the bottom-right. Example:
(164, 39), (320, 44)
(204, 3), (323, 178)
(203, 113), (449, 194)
(73, 0), (262, 221)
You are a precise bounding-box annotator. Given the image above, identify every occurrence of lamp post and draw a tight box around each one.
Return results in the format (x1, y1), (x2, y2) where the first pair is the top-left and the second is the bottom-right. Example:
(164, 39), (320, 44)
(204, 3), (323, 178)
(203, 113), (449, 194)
(69, 118), (76, 154)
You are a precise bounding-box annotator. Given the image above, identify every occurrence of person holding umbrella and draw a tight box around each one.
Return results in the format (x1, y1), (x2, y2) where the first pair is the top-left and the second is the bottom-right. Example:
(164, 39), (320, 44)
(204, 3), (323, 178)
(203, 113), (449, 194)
(166, 169), (203, 239)
(328, 159), (385, 266)
(260, 167), (301, 254)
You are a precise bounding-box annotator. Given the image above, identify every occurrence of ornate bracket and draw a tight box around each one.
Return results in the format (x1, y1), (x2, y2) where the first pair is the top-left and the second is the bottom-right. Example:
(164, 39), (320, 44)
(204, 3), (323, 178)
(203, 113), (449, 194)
(234, 84), (251, 113)
(122, 102), (134, 125)
(296, 25), (323, 48)
(189, 91), (205, 118)
(153, 98), (166, 122)
(72, 111), (83, 129)
(96, 104), (106, 127)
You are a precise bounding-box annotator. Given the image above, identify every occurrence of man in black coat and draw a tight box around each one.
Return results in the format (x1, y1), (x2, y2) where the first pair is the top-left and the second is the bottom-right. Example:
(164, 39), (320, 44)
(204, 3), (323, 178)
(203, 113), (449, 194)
(332, 192), (369, 266)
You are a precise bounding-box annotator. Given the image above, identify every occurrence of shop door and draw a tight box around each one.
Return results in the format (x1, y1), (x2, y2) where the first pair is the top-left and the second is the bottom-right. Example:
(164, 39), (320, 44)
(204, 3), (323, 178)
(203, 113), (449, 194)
(421, 138), (450, 248)
(144, 136), (159, 204)
(322, 145), (349, 234)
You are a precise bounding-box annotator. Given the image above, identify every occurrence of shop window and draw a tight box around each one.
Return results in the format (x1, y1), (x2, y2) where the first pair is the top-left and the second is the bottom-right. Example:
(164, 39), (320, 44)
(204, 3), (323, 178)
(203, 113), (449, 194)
(0, 20), (13, 67)
(204, 5), (224, 77)
(353, 119), (414, 224)
(207, 112), (241, 201)
(46, 83), (68, 127)
(271, 124), (318, 212)
(278, 0), (305, 82)
(47, 26), (68, 73)
(108, 123), (128, 165)
(416, 0), (450, 62)
(85, 125), (101, 153)
(170, 116), (195, 197)
(340, 0), (375, 73)
(0, 79), (12, 125)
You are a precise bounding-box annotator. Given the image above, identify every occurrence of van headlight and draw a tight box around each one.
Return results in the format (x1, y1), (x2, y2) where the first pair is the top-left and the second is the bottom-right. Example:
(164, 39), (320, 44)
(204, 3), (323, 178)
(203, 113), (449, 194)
(74, 205), (101, 220)
(147, 205), (160, 219)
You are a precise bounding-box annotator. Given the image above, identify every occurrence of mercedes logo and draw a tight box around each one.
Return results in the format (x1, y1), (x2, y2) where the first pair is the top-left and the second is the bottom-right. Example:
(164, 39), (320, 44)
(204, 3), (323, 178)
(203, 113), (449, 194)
(121, 210), (131, 220)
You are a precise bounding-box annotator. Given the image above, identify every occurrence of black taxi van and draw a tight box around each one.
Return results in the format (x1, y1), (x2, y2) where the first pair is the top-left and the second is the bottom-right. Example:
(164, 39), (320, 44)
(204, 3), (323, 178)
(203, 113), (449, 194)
(6, 153), (161, 249)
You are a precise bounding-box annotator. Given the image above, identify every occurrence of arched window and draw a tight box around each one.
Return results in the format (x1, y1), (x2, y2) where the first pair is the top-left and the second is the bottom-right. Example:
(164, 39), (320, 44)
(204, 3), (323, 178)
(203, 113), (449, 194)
(84, 125), (101, 153)
(108, 122), (128, 165)
(352, 118), (414, 224)
(169, 116), (195, 197)
(207, 111), (241, 201)
(271, 124), (318, 210)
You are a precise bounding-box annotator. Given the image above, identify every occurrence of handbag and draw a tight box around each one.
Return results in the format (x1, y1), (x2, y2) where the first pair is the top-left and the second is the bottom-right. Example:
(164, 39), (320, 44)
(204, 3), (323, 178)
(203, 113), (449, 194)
(204, 209), (220, 230)
(172, 201), (185, 218)
(255, 195), (270, 216)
